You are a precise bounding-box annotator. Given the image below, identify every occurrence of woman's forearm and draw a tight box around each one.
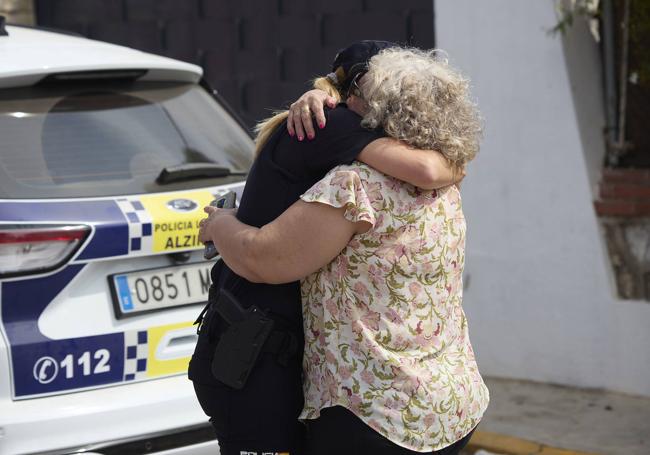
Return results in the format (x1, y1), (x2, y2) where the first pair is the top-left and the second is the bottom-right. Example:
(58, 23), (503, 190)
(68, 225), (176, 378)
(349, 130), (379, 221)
(207, 214), (305, 284)
(286, 91), (463, 190)
(357, 137), (461, 190)
(204, 201), (363, 285)
(206, 215), (267, 283)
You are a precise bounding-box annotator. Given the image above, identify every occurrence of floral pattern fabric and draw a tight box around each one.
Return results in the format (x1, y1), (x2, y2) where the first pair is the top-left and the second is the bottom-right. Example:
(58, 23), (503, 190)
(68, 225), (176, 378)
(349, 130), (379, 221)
(299, 162), (489, 452)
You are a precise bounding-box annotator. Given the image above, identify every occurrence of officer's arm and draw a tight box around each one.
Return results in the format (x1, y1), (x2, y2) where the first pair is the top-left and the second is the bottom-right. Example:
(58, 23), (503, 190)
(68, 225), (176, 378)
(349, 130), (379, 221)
(358, 138), (464, 190)
(288, 90), (464, 190)
(202, 202), (368, 284)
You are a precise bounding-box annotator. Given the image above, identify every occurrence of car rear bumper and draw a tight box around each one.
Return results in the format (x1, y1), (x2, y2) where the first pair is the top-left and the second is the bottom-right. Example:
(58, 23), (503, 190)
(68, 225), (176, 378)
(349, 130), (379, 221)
(0, 375), (216, 455)
(32, 425), (218, 455)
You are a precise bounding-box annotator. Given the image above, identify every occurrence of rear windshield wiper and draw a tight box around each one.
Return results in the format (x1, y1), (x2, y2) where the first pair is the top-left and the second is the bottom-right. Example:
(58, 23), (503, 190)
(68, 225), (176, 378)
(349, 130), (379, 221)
(156, 163), (248, 185)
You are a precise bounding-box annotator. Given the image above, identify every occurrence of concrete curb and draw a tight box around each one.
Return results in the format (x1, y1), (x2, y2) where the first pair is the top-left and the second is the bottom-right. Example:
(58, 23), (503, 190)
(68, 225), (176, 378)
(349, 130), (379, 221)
(466, 431), (602, 455)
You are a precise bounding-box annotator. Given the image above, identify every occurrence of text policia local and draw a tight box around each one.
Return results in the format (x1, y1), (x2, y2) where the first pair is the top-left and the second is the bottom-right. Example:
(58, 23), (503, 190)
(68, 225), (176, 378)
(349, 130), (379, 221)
(155, 220), (203, 250)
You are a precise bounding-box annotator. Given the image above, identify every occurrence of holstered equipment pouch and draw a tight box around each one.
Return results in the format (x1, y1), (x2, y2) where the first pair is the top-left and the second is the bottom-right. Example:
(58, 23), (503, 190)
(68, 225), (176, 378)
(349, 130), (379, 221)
(210, 289), (275, 389)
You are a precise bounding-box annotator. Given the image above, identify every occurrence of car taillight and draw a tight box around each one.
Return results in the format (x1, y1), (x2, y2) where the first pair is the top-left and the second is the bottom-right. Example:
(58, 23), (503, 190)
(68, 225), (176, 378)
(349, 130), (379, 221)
(0, 225), (90, 277)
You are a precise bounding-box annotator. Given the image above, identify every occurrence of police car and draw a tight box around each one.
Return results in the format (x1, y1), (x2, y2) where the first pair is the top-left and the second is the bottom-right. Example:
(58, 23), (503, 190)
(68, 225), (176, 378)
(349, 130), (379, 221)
(0, 20), (253, 455)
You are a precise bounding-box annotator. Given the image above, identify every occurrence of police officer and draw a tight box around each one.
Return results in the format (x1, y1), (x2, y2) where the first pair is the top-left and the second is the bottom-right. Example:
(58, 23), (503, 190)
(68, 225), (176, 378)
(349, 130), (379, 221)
(189, 41), (395, 455)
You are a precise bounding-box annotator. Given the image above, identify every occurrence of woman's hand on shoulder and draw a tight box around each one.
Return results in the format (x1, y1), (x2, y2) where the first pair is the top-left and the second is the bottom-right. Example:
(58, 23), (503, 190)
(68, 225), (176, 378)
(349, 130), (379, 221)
(287, 89), (337, 141)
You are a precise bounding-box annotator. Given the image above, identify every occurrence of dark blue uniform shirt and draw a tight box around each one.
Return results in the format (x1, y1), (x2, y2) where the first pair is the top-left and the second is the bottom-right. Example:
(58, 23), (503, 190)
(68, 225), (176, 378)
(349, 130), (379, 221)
(189, 105), (382, 451)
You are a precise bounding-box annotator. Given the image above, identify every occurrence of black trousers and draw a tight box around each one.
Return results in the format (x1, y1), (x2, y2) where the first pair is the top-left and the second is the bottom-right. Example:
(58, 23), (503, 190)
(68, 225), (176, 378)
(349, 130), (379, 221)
(192, 355), (305, 454)
(305, 406), (476, 455)
(190, 274), (306, 454)
(190, 307), (305, 455)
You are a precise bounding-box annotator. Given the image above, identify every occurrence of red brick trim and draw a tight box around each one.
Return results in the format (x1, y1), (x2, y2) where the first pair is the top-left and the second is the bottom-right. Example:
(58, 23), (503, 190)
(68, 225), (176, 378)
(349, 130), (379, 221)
(601, 168), (650, 183)
(594, 200), (650, 216)
(595, 168), (650, 217)
(600, 183), (650, 199)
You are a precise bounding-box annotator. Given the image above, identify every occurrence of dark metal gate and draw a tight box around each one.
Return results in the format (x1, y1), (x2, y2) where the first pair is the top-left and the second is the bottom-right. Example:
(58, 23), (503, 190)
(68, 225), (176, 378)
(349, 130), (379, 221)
(35, 0), (435, 129)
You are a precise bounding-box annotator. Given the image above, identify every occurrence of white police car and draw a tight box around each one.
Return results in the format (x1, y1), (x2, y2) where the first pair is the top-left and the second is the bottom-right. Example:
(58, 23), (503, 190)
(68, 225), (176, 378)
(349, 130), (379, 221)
(0, 19), (253, 455)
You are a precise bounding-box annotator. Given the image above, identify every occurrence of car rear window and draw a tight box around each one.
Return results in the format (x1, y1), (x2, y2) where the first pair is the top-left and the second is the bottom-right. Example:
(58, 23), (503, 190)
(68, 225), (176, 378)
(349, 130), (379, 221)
(0, 81), (254, 199)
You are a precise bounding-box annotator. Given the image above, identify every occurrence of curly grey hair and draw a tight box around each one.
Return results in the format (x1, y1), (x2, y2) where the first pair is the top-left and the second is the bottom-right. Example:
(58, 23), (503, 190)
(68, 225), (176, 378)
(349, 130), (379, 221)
(361, 47), (482, 168)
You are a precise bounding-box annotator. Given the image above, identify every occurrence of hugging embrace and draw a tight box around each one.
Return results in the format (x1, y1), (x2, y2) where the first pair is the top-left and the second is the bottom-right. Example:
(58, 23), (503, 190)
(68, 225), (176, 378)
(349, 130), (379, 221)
(190, 40), (489, 455)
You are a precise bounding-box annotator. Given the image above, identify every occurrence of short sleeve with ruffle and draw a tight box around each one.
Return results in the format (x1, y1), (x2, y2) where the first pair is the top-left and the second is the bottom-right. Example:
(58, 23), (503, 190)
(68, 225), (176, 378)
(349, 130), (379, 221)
(300, 164), (377, 227)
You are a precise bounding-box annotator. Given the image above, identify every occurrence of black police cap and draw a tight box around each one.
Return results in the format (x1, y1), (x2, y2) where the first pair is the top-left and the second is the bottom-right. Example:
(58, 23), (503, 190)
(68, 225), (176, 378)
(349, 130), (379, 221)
(331, 40), (396, 91)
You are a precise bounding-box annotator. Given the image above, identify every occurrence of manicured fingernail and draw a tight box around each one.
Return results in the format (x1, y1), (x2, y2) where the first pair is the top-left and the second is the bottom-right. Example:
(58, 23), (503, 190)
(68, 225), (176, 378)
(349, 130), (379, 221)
(319, 123), (325, 129)
(308, 133), (314, 140)
(289, 131), (294, 137)
(298, 136), (304, 141)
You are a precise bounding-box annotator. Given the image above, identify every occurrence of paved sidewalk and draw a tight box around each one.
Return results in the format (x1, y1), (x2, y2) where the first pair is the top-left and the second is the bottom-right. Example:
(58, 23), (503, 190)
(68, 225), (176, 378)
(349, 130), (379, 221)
(463, 377), (650, 455)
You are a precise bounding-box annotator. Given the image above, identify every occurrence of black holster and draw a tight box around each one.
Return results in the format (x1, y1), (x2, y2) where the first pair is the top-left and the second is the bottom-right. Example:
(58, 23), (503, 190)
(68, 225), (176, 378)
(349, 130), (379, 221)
(194, 284), (302, 389)
(210, 289), (275, 389)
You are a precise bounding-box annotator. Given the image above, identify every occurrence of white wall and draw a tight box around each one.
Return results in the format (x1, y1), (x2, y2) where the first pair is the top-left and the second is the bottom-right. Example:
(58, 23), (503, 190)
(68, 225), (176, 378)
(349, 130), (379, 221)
(436, 0), (650, 397)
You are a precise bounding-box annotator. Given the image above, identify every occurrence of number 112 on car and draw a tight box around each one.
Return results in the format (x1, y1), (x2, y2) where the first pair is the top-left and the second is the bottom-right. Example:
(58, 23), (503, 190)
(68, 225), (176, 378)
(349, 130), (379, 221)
(109, 262), (212, 318)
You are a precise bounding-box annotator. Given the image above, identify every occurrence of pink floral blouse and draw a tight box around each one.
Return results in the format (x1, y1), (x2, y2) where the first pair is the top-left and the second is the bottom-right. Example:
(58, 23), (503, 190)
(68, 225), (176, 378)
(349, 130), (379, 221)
(299, 162), (489, 452)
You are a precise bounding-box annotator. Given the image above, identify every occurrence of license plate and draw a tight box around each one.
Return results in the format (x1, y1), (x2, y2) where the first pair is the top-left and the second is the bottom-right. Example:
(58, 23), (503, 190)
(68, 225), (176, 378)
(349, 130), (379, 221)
(109, 262), (212, 318)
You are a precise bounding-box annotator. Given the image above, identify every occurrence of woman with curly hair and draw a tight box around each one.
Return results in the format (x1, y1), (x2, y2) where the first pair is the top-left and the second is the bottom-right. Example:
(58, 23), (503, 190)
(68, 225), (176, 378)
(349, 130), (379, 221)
(191, 40), (466, 455)
(200, 46), (488, 454)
